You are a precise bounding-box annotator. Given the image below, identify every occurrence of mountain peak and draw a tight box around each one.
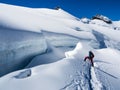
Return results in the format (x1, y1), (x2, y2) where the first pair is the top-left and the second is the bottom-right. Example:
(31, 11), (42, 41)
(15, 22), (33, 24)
(92, 14), (112, 24)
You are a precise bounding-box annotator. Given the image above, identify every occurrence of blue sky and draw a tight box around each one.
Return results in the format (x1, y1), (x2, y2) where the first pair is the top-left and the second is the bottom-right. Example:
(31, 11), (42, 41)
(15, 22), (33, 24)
(0, 0), (120, 20)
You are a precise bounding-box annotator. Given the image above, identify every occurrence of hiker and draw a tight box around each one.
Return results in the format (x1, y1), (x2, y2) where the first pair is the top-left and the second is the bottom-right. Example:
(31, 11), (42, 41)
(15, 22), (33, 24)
(84, 51), (94, 67)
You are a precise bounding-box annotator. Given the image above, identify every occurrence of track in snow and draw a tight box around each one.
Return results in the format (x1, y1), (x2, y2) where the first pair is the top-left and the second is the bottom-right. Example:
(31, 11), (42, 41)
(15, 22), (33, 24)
(61, 61), (103, 90)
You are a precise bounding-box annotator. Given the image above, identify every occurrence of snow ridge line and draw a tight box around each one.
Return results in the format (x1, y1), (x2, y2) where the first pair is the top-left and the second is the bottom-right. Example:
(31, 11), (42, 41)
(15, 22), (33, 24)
(82, 62), (103, 90)
(90, 66), (103, 90)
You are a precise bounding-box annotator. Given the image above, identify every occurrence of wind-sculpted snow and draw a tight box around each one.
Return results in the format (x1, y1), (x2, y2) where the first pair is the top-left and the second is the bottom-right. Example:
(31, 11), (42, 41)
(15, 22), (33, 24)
(42, 31), (80, 47)
(0, 25), (96, 76)
(0, 42), (102, 90)
(92, 30), (107, 48)
(0, 3), (120, 90)
(0, 26), (47, 76)
(26, 32), (79, 67)
(90, 67), (102, 90)
(27, 31), (98, 68)
(0, 26), (84, 76)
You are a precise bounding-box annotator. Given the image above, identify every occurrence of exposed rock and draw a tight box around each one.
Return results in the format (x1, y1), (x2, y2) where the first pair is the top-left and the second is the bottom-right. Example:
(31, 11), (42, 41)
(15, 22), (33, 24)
(92, 14), (112, 24)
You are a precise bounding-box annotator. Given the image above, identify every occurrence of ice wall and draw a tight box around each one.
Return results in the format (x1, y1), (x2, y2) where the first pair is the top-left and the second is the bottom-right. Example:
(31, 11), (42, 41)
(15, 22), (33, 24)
(0, 26), (47, 76)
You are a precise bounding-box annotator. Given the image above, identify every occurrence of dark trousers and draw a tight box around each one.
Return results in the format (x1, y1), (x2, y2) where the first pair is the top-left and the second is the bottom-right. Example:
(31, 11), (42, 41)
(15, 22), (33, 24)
(84, 56), (94, 67)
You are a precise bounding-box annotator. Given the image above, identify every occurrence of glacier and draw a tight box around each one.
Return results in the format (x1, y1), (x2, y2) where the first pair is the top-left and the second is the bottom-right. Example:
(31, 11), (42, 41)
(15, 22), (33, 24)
(0, 26), (47, 76)
(0, 3), (120, 90)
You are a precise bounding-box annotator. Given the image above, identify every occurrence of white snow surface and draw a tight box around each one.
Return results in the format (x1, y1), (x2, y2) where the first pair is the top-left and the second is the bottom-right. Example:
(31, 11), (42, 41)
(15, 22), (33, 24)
(0, 3), (120, 90)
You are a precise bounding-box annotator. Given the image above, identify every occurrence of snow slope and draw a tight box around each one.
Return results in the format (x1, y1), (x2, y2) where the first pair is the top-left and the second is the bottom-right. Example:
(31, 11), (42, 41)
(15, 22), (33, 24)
(0, 43), (100, 90)
(1, 42), (120, 90)
(0, 3), (120, 90)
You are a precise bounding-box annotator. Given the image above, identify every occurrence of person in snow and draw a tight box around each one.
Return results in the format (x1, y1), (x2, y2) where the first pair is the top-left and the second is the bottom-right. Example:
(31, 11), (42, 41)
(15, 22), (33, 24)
(84, 51), (94, 67)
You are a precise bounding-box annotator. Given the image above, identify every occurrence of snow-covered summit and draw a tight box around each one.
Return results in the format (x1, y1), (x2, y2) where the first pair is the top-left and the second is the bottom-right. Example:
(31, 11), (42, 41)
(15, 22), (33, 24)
(0, 3), (120, 90)
(80, 17), (90, 24)
(0, 3), (76, 32)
